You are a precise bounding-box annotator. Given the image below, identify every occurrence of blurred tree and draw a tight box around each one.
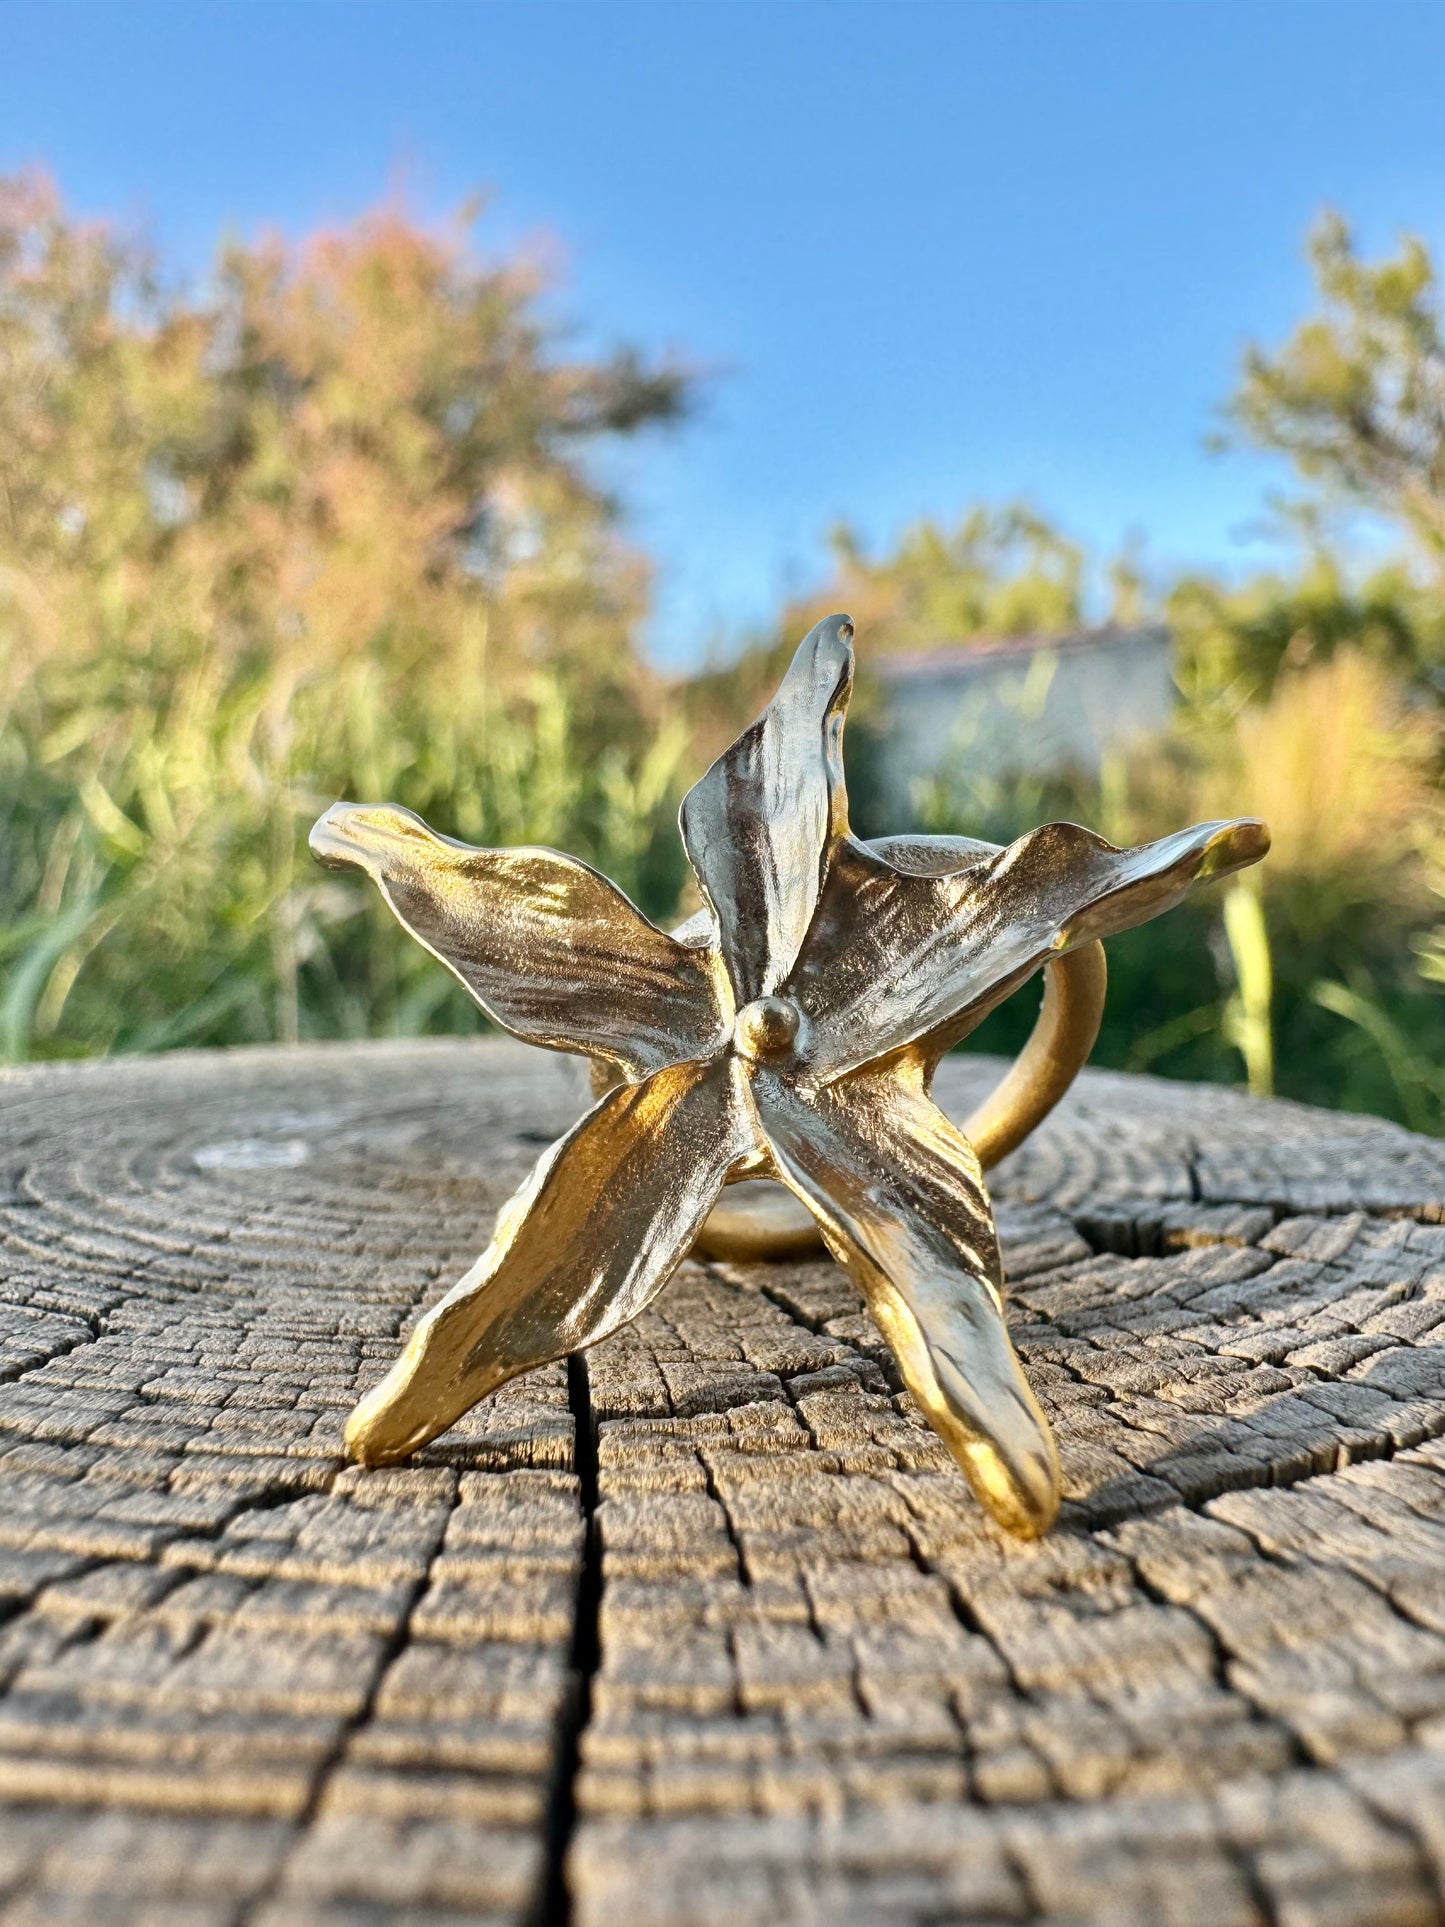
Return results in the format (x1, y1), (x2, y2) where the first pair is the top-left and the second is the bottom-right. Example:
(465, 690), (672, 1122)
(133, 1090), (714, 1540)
(1167, 549), (1445, 718)
(1206, 214), (1445, 727)
(1231, 211), (1445, 578)
(7, 171), (1445, 1135)
(0, 171), (691, 1055)
(774, 216), (1445, 1130)
(802, 503), (1089, 652)
(1198, 214), (1445, 1122)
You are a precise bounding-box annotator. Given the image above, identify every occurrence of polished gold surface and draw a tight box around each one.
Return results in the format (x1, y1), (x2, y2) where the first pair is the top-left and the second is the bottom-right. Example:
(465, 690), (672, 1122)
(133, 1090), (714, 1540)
(961, 938), (1109, 1169)
(313, 613), (1268, 1536)
(692, 939), (1108, 1263)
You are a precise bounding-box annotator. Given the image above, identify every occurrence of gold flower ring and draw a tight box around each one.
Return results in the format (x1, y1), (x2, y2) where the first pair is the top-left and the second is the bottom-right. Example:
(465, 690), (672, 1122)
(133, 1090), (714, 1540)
(311, 615), (1267, 1536)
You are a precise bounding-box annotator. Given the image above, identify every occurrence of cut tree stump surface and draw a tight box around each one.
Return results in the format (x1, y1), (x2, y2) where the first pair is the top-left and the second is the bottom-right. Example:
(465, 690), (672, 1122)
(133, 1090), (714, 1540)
(1, 1039), (1445, 1926)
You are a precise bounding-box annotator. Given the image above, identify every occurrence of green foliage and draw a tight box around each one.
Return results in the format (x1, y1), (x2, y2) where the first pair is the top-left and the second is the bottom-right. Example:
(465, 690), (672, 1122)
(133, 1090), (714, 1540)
(1167, 549), (1445, 715)
(914, 619), (1445, 1130)
(820, 504), (1089, 651)
(1231, 211), (1445, 568)
(4, 174), (1444, 1143)
(875, 212), (1445, 1134)
(1220, 877), (1274, 1098)
(0, 172), (691, 1057)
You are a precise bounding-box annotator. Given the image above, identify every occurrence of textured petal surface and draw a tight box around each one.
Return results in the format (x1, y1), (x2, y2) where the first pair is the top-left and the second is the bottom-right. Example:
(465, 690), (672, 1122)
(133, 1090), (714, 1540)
(345, 1054), (756, 1463)
(752, 1061), (1061, 1537)
(311, 803), (727, 1079)
(680, 614), (854, 1006)
(790, 818), (1269, 1080)
(866, 832), (1000, 874)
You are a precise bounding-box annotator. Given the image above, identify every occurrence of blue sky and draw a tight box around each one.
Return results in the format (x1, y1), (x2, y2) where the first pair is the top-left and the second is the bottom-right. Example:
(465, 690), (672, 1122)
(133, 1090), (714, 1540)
(3, 0), (1443, 666)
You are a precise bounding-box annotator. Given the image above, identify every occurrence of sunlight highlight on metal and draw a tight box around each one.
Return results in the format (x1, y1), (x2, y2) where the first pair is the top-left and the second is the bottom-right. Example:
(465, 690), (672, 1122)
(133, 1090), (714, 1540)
(313, 613), (1269, 1536)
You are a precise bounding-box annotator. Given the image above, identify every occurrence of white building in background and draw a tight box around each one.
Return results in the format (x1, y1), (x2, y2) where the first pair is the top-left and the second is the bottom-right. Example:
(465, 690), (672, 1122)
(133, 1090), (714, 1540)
(869, 624), (1175, 817)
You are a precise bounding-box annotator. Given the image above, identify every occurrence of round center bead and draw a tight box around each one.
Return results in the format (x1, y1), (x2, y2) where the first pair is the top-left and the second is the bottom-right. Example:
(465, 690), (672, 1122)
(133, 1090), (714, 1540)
(732, 995), (801, 1062)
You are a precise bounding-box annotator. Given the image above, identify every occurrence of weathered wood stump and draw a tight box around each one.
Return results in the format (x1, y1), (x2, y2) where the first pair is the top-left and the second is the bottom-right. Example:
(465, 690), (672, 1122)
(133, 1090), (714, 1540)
(1, 1039), (1444, 1926)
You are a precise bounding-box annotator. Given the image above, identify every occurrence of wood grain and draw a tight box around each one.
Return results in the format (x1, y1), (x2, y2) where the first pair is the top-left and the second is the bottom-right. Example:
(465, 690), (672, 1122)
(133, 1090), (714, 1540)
(0, 1038), (1442, 1925)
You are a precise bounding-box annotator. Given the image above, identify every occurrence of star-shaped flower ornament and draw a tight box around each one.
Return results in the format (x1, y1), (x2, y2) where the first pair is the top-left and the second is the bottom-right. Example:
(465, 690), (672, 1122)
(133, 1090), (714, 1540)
(312, 616), (1268, 1537)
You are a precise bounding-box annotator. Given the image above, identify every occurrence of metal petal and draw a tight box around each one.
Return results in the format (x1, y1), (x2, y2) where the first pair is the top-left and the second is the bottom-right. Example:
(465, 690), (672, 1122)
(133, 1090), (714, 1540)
(345, 1054), (756, 1464)
(679, 614), (854, 1006)
(790, 818), (1270, 1081)
(751, 1061), (1061, 1537)
(311, 803), (728, 1079)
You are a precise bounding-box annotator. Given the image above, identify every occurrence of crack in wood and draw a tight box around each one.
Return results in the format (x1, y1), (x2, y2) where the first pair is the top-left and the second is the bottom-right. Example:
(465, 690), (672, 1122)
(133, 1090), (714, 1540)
(533, 1351), (605, 1927)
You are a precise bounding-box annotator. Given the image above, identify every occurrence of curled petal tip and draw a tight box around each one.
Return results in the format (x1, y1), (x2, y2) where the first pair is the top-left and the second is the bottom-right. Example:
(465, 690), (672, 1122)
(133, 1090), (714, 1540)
(813, 610), (855, 663)
(343, 1402), (404, 1468)
(343, 1413), (391, 1467)
(958, 1424), (1062, 1540)
(309, 800), (424, 873)
(342, 1355), (446, 1466)
(790, 612), (856, 694)
(1199, 817), (1271, 879)
(898, 1335), (1063, 1538)
(923, 1339), (1063, 1537)
(308, 802), (362, 871)
(343, 1409), (430, 1468)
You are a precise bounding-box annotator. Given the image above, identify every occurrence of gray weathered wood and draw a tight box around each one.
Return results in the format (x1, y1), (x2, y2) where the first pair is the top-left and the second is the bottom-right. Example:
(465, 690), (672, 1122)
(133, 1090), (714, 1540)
(0, 1038), (1443, 1925)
